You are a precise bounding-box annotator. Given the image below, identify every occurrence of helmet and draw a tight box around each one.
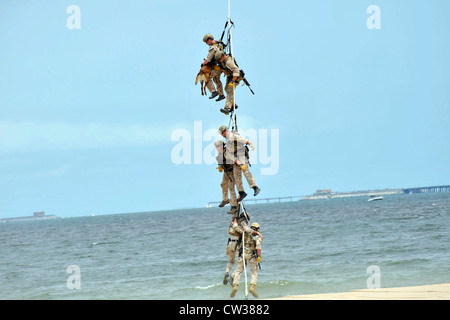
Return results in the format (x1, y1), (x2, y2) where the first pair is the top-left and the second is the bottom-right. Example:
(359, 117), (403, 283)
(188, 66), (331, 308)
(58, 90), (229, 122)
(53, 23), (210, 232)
(214, 140), (224, 147)
(214, 50), (225, 61)
(218, 125), (228, 134)
(251, 222), (260, 230)
(203, 33), (214, 43)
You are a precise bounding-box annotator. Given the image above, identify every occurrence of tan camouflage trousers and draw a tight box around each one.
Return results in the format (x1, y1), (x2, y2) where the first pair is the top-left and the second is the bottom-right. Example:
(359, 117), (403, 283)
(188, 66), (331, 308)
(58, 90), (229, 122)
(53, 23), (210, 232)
(225, 239), (239, 273)
(206, 68), (224, 95)
(224, 77), (236, 110)
(221, 171), (237, 206)
(233, 161), (256, 192)
(224, 76), (243, 110)
(232, 253), (259, 285)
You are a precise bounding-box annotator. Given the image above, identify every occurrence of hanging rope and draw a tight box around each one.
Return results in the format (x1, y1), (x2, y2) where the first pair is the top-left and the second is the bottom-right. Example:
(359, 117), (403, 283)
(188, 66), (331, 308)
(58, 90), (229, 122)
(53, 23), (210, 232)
(239, 201), (249, 299)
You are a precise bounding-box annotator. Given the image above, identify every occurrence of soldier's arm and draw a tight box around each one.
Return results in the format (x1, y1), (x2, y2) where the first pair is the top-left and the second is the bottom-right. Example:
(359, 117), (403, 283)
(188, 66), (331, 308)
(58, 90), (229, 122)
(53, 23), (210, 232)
(241, 220), (256, 234)
(226, 59), (240, 80)
(232, 219), (244, 234)
(256, 236), (262, 257)
(203, 47), (215, 65)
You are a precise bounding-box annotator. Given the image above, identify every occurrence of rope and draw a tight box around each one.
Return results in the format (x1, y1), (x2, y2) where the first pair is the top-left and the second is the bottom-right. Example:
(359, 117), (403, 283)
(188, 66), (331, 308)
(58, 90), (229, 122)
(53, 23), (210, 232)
(243, 225), (248, 299)
(239, 201), (249, 299)
(227, 0), (237, 132)
(239, 202), (249, 300)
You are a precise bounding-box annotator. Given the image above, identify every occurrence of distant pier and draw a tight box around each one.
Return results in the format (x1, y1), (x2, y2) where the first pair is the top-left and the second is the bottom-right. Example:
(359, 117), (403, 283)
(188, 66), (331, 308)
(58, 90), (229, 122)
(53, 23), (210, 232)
(402, 185), (450, 194)
(301, 185), (450, 200)
(207, 196), (302, 207)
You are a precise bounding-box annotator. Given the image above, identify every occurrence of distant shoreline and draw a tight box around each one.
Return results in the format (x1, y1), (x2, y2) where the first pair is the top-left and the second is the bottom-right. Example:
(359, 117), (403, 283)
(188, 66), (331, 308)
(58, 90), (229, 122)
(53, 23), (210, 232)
(0, 215), (59, 223)
(301, 188), (403, 200)
(302, 185), (450, 200)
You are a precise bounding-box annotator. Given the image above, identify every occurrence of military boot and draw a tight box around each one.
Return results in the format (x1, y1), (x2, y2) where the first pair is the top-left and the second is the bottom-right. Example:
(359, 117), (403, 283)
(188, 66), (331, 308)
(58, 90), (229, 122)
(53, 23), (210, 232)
(230, 284), (238, 298)
(228, 273), (234, 286)
(219, 199), (229, 207)
(209, 91), (219, 99)
(227, 206), (238, 215)
(238, 191), (247, 202)
(223, 272), (229, 285)
(220, 108), (230, 115)
(253, 186), (261, 196)
(249, 284), (259, 298)
(215, 94), (226, 101)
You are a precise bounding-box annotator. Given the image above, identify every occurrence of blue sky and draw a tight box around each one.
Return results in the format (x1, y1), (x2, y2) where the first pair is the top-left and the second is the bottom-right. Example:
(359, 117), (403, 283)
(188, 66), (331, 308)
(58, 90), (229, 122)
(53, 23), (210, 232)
(1, 0), (449, 218)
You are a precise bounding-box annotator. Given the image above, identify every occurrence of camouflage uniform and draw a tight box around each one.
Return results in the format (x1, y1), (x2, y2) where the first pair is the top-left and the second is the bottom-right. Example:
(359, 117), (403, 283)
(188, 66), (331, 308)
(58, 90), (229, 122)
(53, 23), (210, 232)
(231, 224), (262, 293)
(225, 211), (254, 283)
(225, 131), (257, 192)
(218, 56), (242, 111)
(216, 146), (237, 208)
(225, 218), (241, 276)
(204, 42), (224, 96)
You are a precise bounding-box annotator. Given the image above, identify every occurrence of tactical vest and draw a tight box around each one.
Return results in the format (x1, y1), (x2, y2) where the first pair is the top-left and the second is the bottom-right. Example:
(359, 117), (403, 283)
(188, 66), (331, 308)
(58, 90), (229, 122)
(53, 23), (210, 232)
(216, 151), (233, 172)
(242, 233), (257, 256)
(210, 41), (225, 64)
(219, 56), (238, 75)
(230, 140), (249, 162)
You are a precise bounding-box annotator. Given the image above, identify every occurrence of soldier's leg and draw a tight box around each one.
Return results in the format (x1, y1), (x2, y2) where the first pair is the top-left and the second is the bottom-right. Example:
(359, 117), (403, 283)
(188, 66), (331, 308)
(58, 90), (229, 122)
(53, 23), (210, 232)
(225, 241), (238, 272)
(228, 179), (237, 207)
(224, 241), (238, 285)
(211, 69), (224, 96)
(205, 77), (216, 94)
(231, 256), (244, 285)
(227, 176), (239, 215)
(242, 168), (256, 189)
(249, 258), (259, 286)
(241, 158), (260, 195)
(233, 165), (248, 201)
(224, 80), (234, 110)
(230, 256), (244, 297)
(233, 165), (244, 192)
(249, 257), (259, 297)
(221, 173), (229, 201)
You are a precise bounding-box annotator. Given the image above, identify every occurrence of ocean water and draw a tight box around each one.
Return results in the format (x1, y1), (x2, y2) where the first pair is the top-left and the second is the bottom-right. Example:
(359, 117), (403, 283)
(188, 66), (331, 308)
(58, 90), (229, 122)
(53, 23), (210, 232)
(1, 192), (449, 300)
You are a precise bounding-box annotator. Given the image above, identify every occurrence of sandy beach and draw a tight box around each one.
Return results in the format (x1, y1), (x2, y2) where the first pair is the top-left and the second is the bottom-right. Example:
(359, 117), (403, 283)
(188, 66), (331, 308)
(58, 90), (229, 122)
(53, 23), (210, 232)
(271, 283), (450, 300)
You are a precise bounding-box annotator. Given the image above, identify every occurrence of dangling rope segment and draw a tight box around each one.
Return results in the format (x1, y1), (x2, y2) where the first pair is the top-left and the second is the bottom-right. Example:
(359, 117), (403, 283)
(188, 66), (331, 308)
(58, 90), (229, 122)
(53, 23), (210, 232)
(221, 0), (238, 132)
(221, 1), (254, 133)
(239, 201), (249, 299)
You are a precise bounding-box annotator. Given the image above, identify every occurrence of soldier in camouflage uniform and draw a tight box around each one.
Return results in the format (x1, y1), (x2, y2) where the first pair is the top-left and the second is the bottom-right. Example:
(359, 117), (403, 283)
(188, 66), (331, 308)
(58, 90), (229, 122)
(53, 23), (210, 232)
(215, 140), (238, 214)
(218, 126), (261, 201)
(224, 208), (260, 286)
(224, 212), (241, 285)
(202, 34), (225, 101)
(214, 51), (243, 115)
(230, 221), (263, 298)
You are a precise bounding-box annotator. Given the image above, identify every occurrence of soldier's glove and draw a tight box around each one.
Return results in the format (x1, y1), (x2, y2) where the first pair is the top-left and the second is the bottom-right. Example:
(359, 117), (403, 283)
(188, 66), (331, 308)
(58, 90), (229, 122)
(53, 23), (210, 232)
(228, 81), (236, 88)
(240, 164), (247, 171)
(256, 257), (261, 263)
(216, 166), (223, 173)
(213, 65), (221, 71)
(249, 143), (255, 151)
